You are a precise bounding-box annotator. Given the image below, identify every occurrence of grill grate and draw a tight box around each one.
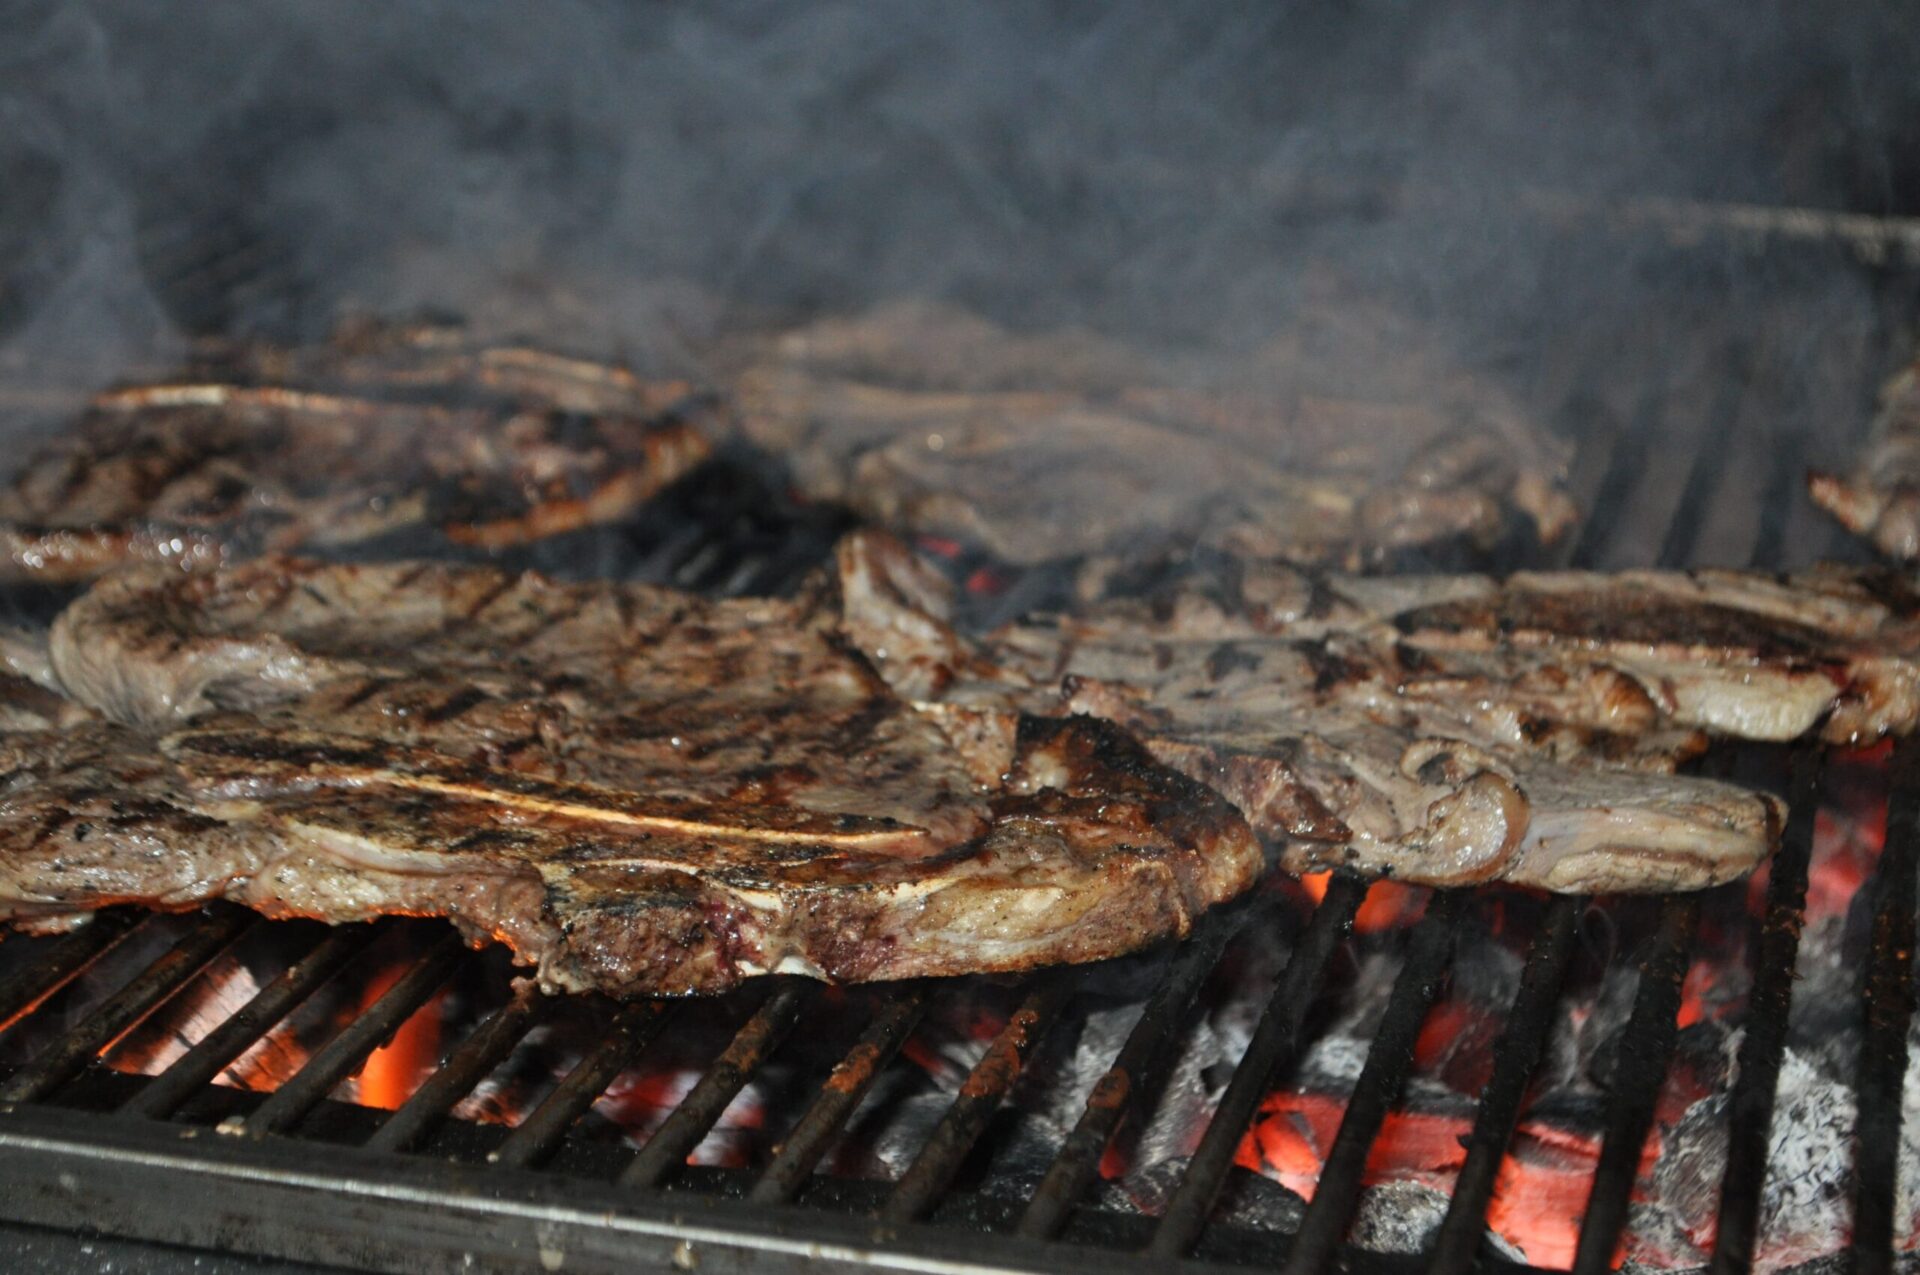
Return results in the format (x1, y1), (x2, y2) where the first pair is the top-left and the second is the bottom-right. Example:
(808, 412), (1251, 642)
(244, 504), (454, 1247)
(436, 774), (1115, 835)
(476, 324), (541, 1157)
(0, 295), (1918, 1274)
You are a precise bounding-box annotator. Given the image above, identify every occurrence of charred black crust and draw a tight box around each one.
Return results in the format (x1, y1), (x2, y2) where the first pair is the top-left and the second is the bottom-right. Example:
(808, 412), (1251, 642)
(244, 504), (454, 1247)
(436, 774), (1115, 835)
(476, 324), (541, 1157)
(1299, 640), (1370, 694)
(1010, 712), (1254, 846)
(1205, 642), (1262, 681)
(1395, 590), (1837, 660)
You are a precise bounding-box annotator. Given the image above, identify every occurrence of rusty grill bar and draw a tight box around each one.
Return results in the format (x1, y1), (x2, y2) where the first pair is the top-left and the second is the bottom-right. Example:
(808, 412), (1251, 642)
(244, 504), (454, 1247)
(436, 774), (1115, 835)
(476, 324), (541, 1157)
(0, 294), (1916, 1275)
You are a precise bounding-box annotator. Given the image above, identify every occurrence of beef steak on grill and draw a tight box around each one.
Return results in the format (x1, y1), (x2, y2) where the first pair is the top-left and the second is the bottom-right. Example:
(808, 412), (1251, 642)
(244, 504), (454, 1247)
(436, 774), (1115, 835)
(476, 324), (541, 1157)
(1810, 349), (1920, 559)
(825, 534), (1920, 892)
(726, 297), (1575, 573)
(0, 322), (714, 583)
(0, 558), (1261, 995)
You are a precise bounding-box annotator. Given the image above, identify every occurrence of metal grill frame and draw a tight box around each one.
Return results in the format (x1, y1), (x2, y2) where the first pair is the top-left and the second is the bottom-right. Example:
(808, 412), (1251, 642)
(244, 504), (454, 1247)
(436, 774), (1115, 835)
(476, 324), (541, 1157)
(0, 279), (1916, 1275)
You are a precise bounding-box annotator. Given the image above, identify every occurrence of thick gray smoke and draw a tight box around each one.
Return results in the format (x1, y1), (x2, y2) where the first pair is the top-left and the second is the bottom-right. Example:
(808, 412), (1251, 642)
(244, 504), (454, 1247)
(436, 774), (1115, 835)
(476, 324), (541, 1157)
(3, 1), (1919, 391)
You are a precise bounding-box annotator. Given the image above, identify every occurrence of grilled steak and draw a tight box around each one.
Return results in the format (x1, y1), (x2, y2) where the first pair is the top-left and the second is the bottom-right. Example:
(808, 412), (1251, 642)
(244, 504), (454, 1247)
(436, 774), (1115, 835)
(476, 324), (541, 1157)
(822, 534), (1919, 892)
(4, 558), (1261, 995)
(728, 299), (1575, 571)
(0, 323), (714, 583)
(1810, 352), (1920, 559)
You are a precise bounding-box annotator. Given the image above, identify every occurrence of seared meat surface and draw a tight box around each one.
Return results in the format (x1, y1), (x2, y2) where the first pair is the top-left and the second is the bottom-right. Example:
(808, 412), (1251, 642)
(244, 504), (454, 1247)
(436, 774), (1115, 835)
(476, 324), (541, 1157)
(2, 558), (1261, 995)
(728, 298), (1575, 572)
(828, 535), (1920, 892)
(0, 323), (714, 583)
(1810, 352), (1920, 559)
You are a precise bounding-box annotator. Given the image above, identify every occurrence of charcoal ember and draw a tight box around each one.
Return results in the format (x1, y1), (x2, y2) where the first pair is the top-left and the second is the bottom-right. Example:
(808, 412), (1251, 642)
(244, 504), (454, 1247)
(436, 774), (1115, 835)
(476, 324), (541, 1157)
(1005, 992), (1229, 1167)
(851, 1092), (1072, 1206)
(1203, 925), (1297, 1067)
(905, 948), (1196, 1096)
(1643, 1048), (1854, 1271)
(1095, 1158), (1307, 1233)
(1645, 1092), (1728, 1256)
(1578, 961), (1650, 1093)
(1787, 909), (1874, 1083)
(1347, 1180), (1526, 1261)
(1903, 1033), (1920, 1248)
(966, 1112), (1076, 1202)
(1444, 933), (1525, 1014)
(1293, 1034), (1370, 1091)
(1128, 1014), (1229, 1169)
(1620, 1199), (1708, 1271)
(1753, 1054), (1857, 1269)
(848, 1089), (978, 1183)
(899, 996), (1006, 1092)
(103, 950), (268, 1079)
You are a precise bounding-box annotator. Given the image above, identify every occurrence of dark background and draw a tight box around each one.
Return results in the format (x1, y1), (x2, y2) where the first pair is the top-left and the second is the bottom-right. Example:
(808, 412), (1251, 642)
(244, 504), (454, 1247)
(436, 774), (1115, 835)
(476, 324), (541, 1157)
(4, 1), (1920, 404)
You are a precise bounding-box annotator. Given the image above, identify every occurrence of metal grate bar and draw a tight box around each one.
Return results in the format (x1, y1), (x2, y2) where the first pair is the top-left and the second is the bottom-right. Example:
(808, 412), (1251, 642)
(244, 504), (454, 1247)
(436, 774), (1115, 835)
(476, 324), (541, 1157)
(1708, 750), (1821, 1274)
(882, 978), (1071, 1223)
(745, 986), (930, 1205)
(677, 520), (758, 592)
(1570, 893), (1702, 1275)
(1748, 410), (1815, 571)
(1566, 424), (1650, 570)
(1016, 909), (1249, 1241)
(621, 980), (811, 1189)
(636, 519), (719, 583)
(0, 908), (256, 1104)
(365, 984), (548, 1154)
(0, 911), (144, 1037)
(490, 1000), (674, 1170)
(1849, 740), (1920, 1275)
(241, 932), (465, 1137)
(1146, 877), (1366, 1260)
(123, 924), (372, 1121)
(1430, 893), (1585, 1275)
(1282, 892), (1458, 1275)
(745, 525), (851, 598)
(1656, 353), (1747, 568)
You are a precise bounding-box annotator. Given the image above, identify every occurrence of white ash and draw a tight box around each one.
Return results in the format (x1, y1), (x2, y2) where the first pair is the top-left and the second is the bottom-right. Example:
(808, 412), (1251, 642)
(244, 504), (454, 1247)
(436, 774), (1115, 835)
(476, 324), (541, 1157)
(851, 1090), (1051, 1188)
(1294, 1034), (1371, 1091)
(1203, 920), (1300, 1065)
(1621, 1199), (1708, 1271)
(996, 991), (1232, 1164)
(1344, 1181), (1456, 1257)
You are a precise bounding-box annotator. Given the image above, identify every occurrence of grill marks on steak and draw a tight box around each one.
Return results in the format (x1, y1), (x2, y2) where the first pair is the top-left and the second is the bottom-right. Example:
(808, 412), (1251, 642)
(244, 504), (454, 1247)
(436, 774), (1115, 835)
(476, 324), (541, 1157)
(819, 533), (1920, 892)
(728, 299), (1575, 571)
(1376, 568), (1920, 745)
(0, 324), (714, 582)
(6, 558), (1261, 995)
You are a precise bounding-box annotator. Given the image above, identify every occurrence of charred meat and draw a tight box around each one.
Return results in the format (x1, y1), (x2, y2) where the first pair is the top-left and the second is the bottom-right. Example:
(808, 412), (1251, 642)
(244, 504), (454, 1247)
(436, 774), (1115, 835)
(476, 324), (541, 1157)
(0, 323), (714, 582)
(826, 535), (1920, 892)
(727, 298), (1576, 572)
(0, 558), (1261, 995)
(1809, 351), (1920, 559)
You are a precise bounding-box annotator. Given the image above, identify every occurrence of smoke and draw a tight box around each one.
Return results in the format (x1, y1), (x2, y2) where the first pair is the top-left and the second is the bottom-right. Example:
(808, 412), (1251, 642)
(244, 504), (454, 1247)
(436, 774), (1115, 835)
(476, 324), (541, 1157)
(3, 1), (1919, 388)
